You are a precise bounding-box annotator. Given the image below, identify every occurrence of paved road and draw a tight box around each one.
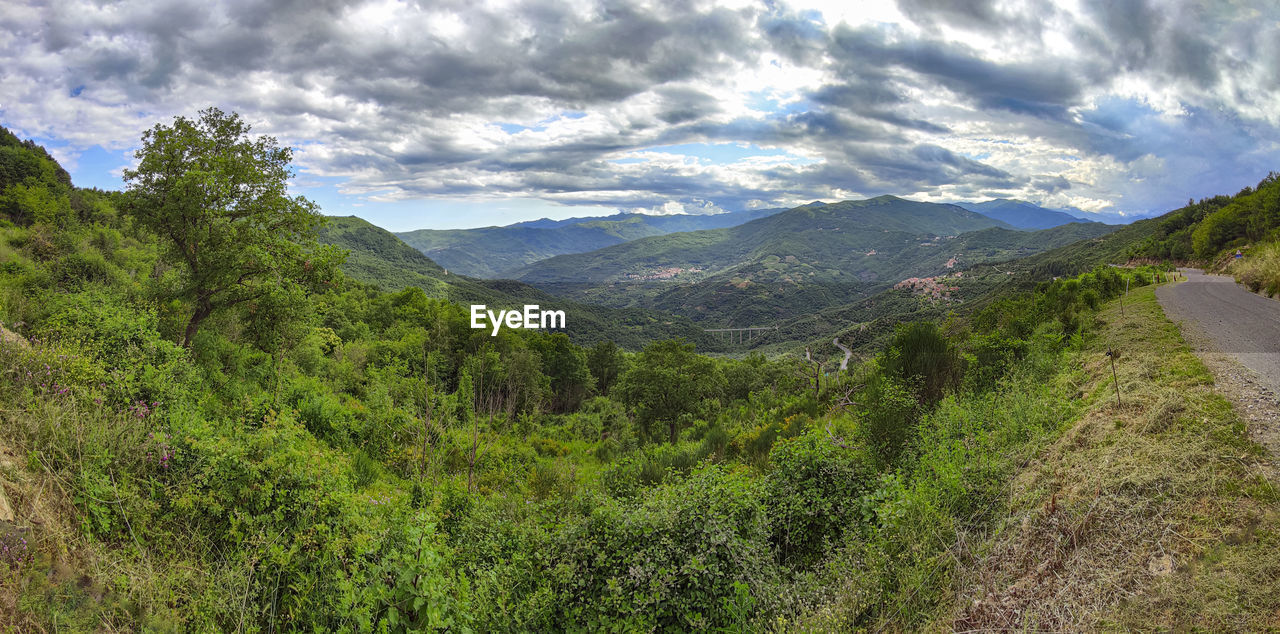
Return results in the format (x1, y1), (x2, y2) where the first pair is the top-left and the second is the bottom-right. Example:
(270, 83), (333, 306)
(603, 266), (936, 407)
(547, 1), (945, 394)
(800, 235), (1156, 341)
(1156, 268), (1280, 395)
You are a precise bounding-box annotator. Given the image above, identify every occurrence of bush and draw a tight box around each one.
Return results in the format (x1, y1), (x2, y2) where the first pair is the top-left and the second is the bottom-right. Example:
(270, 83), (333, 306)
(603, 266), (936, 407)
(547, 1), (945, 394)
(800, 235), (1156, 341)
(963, 333), (1028, 392)
(1232, 241), (1280, 297)
(548, 467), (777, 630)
(366, 512), (473, 631)
(766, 427), (874, 566)
(881, 321), (962, 406)
(172, 416), (396, 630)
(53, 250), (119, 287)
(856, 373), (919, 465)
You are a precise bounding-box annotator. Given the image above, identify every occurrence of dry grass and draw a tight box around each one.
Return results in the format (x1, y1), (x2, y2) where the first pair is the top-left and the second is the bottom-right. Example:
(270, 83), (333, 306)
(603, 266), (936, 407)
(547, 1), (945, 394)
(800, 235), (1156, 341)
(950, 284), (1280, 630)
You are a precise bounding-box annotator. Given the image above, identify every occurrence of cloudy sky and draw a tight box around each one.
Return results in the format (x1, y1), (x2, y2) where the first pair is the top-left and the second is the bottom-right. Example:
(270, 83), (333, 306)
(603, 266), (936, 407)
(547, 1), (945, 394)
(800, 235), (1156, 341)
(3, 0), (1278, 229)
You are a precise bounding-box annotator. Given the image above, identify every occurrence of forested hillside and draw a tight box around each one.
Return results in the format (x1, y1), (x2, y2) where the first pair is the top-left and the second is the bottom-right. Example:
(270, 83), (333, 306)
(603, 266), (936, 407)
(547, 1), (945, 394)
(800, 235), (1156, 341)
(696, 217), (1161, 356)
(1133, 172), (1280, 296)
(513, 197), (1008, 288)
(396, 207), (784, 277)
(1, 115), (1276, 630)
(316, 215), (722, 350)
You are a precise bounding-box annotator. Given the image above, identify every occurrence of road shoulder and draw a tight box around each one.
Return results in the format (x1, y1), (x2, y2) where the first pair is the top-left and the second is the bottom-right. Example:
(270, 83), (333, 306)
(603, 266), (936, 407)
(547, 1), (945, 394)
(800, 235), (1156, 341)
(1157, 274), (1280, 481)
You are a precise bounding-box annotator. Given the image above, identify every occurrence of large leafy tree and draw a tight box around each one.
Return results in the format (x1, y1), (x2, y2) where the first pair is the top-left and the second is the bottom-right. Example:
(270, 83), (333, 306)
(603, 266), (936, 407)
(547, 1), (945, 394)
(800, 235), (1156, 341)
(617, 339), (724, 443)
(123, 108), (341, 347)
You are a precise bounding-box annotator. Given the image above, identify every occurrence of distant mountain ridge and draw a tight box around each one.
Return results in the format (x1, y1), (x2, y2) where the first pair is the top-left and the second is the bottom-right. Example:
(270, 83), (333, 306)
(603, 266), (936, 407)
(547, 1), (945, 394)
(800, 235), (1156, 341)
(396, 207), (785, 277)
(954, 199), (1096, 230)
(953, 198), (1162, 226)
(1054, 206), (1156, 224)
(513, 196), (1013, 289)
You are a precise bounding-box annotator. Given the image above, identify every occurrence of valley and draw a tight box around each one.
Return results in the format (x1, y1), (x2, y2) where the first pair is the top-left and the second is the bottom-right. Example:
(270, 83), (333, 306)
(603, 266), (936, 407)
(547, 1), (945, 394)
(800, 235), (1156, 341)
(6, 1), (1280, 630)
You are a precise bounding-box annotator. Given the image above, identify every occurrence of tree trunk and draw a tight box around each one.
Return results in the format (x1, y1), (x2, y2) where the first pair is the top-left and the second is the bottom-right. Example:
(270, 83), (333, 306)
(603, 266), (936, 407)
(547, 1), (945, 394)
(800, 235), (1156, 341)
(182, 300), (213, 348)
(467, 420), (479, 493)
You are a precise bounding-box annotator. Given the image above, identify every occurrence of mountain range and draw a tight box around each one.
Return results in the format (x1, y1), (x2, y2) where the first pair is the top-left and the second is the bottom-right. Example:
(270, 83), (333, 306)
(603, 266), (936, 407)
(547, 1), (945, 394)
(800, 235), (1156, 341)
(395, 207), (785, 277)
(952, 199), (1094, 230)
(508, 196), (1117, 325)
(395, 197), (1117, 280)
(326, 194), (1133, 344)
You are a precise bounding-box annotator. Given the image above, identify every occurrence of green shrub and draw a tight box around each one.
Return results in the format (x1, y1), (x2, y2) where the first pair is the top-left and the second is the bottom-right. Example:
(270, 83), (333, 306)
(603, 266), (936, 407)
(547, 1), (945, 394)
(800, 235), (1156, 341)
(530, 435), (569, 457)
(881, 321), (962, 406)
(1231, 241), (1280, 297)
(548, 466), (777, 630)
(855, 373), (919, 465)
(766, 427), (874, 566)
(367, 513), (473, 631)
(53, 250), (119, 287)
(351, 449), (379, 488)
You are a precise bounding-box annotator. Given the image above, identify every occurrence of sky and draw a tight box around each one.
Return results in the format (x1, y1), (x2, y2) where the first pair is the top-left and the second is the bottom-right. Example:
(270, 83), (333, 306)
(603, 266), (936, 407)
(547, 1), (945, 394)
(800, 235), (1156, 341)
(2, 0), (1278, 230)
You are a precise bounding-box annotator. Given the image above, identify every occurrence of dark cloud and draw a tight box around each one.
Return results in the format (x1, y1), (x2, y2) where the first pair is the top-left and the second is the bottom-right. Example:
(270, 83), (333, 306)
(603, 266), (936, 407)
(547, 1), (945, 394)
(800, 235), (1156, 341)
(654, 87), (723, 124)
(895, 0), (1045, 37)
(1032, 175), (1072, 193)
(1073, 0), (1230, 90)
(758, 9), (829, 64)
(829, 25), (1087, 120)
(1079, 0), (1164, 70)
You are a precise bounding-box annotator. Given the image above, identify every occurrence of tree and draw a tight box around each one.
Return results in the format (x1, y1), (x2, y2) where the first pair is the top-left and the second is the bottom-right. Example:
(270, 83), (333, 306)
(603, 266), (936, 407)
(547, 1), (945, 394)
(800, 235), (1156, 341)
(586, 340), (626, 396)
(616, 339), (724, 444)
(533, 333), (592, 412)
(880, 321), (961, 407)
(122, 107), (342, 348)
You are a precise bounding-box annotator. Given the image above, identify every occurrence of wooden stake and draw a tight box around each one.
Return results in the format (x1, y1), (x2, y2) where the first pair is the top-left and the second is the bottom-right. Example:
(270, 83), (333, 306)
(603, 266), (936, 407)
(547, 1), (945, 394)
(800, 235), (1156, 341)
(1108, 346), (1121, 407)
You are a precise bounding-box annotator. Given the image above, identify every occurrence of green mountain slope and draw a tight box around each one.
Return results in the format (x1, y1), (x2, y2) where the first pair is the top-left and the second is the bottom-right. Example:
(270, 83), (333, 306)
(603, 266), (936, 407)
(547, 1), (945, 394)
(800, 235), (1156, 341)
(645, 221), (1119, 326)
(765, 215), (1167, 355)
(396, 207), (785, 277)
(317, 215), (452, 294)
(508, 197), (1119, 326)
(1132, 172), (1280, 262)
(316, 216), (722, 350)
(513, 196), (1012, 288)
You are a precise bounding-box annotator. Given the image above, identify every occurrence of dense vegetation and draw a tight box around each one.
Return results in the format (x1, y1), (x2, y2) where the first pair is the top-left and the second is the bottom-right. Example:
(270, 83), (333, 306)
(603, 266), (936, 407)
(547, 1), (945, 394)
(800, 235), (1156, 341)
(1135, 172), (1280, 262)
(1131, 172), (1280, 297)
(1231, 240), (1280, 297)
(0, 114), (1204, 630)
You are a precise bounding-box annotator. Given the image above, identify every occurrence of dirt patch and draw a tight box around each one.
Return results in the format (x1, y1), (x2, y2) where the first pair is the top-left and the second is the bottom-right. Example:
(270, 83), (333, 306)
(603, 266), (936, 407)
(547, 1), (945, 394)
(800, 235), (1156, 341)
(0, 325), (28, 350)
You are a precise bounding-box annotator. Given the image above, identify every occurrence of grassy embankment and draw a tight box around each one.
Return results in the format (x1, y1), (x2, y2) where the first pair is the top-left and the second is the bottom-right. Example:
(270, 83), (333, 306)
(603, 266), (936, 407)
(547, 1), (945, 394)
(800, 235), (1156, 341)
(947, 283), (1280, 630)
(1229, 240), (1280, 298)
